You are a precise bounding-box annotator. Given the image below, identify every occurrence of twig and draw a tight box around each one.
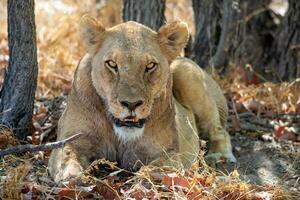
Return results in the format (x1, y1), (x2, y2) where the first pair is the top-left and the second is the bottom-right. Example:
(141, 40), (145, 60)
(231, 98), (240, 120)
(237, 112), (255, 118)
(250, 119), (273, 130)
(0, 133), (83, 157)
(241, 7), (267, 22)
(40, 124), (57, 142)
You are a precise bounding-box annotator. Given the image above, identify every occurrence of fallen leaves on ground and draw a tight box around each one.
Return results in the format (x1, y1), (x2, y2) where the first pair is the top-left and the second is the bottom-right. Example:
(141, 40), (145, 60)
(0, 158), (294, 199)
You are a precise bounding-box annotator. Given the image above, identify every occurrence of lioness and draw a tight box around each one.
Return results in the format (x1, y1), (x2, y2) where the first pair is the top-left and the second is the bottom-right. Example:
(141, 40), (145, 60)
(48, 16), (236, 183)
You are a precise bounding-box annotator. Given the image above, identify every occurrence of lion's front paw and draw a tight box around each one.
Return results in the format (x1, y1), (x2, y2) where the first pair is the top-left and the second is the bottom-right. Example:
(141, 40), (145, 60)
(206, 129), (236, 168)
(53, 162), (83, 183)
(205, 150), (237, 168)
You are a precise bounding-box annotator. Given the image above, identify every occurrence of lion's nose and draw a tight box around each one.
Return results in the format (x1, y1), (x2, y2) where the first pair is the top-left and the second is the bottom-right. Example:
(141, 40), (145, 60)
(120, 100), (143, 111)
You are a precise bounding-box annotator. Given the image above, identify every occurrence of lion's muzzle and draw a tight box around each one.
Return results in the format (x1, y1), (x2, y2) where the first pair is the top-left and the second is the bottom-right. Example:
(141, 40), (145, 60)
(112, 115), (146, 141)
(112, 116), (146, 128)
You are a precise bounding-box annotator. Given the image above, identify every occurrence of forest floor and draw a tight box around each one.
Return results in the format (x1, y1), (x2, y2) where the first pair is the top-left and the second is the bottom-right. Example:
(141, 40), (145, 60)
(232, 128), (300, 193)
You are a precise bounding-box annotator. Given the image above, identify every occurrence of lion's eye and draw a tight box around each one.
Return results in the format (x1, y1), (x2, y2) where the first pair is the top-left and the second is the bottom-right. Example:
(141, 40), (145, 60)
(145, 62), (157, 73)
(105, 60), (118, 73)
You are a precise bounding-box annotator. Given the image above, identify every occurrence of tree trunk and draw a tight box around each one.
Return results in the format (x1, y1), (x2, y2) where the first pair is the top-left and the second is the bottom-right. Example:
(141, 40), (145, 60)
(122, 0), (166, 31)
(192, 0), (222, 68)
(192, 0), (277, 77)
(0, 0), (38, 139)
(228, 0), (277, 80)
(269, 0), (300, 81)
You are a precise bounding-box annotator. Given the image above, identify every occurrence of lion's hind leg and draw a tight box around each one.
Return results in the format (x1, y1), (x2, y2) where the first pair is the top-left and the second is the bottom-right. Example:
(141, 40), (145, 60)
(171, 58), (236, 165)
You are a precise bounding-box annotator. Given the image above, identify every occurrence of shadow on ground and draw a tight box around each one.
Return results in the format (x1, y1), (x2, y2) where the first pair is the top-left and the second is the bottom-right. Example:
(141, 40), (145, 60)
(232, 133), (300, 194)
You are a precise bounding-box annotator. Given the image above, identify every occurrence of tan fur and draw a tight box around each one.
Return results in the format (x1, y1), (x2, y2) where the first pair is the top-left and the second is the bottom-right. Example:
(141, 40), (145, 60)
(48, 16), (235, 183)
(171, 58), (235, 162)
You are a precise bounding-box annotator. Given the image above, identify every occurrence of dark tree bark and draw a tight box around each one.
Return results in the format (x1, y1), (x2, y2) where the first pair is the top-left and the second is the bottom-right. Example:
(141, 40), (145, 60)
(123, 0), (166, 31)
(192, 0), (278, 77)
(269, 0), (300, 81)
(229, 0), (279, 79)
(192, 0), (222, 68)
(192, 0), (274, 68)
(0, 0), (38, 139)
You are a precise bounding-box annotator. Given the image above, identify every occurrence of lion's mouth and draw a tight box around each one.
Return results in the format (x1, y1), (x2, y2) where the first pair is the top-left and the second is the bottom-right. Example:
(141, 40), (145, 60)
(112, 116), (146, 128)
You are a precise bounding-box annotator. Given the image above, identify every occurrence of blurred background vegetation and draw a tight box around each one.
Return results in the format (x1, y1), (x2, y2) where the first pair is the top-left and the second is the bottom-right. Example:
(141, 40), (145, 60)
(0, 0), (298, 95)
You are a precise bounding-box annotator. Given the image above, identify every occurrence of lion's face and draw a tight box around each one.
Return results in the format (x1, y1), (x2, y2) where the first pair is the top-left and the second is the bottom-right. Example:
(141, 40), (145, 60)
(80, 16), (188, 141)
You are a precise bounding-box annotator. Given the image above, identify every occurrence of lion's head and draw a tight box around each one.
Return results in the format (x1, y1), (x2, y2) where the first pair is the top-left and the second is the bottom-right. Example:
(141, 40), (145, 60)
(80, 16), (189, 141)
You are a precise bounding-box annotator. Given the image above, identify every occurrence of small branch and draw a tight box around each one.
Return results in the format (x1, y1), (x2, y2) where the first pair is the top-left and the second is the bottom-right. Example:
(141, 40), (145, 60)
(0, 133), (83, 158)
(241, 7), (267, 22)
(231, 98), (240, 120)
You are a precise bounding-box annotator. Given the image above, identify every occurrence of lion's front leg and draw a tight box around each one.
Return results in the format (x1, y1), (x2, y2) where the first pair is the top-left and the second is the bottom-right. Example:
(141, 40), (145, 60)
(48, 132), (113, 183)
(48, 145), (85, 183)
(205, 128), (236, 165)
(200, 106), (236, 165)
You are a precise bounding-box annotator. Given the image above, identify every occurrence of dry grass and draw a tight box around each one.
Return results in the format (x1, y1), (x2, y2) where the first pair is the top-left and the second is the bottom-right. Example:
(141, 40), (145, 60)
(0, 130), (295, 199)
(213, 65), (300, 113)
(0, 163), (31, 200)
(0, 156), (295, 199)
(0, 127), (19, 149)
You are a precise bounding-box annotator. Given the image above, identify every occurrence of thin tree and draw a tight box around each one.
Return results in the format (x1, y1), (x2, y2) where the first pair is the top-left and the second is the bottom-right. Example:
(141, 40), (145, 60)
(270, 0), (300, 81)
(123, 0), (166, 31)
(193, 0), (300, 82)
(191, 0), (223, 69)
(0, 0), (38, 139)
(192, 0), (275, 70)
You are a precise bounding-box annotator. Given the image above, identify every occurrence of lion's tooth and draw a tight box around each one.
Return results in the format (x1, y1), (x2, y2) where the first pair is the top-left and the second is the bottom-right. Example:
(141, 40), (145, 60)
(124, 119), (134, 122)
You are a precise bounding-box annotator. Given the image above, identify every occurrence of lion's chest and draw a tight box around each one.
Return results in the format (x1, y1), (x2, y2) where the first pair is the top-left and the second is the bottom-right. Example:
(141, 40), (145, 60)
(174, 98), (200, 167)
(116, 137), (166, 170)
(110, 100), (199, 170)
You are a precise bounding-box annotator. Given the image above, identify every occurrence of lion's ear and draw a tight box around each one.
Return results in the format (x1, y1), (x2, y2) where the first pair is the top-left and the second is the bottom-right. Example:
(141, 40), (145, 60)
(80, 15), (105, 51)
(157, 21), (189, 61)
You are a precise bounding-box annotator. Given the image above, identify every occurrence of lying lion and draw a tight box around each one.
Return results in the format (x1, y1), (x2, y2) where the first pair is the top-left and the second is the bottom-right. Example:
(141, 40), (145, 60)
(48, 15), (236, 183)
